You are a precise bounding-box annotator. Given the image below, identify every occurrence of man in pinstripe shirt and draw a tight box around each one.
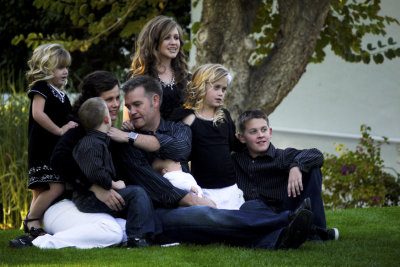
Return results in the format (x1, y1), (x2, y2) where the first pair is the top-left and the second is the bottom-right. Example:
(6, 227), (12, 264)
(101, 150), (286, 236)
(233, 110), (339, 241)
(108, 76), (315, 249)
(108, 75), (216, 208)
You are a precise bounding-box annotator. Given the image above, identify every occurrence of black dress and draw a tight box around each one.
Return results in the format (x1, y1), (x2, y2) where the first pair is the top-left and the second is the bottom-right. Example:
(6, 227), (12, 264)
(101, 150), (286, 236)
(159, 74), (191, 120)
(27, 81), (72, 189)
(186, 109), (245, 189)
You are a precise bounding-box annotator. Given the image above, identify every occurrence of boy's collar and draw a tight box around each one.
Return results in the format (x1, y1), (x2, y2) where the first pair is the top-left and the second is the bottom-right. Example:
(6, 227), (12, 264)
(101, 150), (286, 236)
(246, 143), (276, 159)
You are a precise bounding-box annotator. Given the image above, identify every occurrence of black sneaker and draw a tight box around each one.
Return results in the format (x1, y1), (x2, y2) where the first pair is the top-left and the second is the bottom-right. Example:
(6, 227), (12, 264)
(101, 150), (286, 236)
(327, 228), (339, 240)
(289, 197), (312, 221)
(9, 235), (33, 249)
(127, 237), (151, 248)
(277, 209), (313, 249)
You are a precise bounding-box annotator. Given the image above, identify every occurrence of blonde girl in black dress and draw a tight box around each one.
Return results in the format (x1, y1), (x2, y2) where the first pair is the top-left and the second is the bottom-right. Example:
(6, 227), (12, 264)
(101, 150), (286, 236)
(24, 44), (77, 238)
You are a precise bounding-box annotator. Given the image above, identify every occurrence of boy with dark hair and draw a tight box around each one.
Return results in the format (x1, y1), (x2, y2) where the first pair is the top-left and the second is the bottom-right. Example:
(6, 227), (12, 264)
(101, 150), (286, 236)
(73, 97), (157, 247)
(233, 110), (339, 241)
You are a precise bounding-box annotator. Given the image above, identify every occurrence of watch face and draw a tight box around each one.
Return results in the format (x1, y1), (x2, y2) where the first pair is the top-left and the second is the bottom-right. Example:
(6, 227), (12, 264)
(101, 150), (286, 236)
(129, 132), (138, 140)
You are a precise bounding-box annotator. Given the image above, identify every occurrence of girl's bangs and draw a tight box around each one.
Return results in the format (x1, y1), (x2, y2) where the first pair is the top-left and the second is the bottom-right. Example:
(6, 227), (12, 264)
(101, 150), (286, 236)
(56, 50), (71, 68)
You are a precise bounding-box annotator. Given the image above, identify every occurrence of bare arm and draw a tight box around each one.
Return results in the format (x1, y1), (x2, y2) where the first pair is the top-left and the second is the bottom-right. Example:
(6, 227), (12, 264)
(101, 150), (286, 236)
(178, 193), (216, 208)
(108, 127), (160, 152)
(32, 94), (77, 136)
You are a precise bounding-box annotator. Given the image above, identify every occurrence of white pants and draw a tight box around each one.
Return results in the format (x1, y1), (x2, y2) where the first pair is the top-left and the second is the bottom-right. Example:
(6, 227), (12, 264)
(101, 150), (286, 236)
(202, 183), (245, 210)
(32, 199), (126, 249)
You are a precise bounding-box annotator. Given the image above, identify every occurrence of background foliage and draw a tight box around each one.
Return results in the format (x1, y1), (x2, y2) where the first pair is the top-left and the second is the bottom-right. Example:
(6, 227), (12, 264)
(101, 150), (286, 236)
(2, 0), (190, 92)
(0, 68), (31, 229)
(2, 0), (399, 93)
(322, 125), (400, 209)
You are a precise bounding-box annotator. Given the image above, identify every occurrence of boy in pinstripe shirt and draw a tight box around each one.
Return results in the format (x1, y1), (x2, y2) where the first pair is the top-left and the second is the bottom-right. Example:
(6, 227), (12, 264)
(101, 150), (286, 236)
(233, 110), (339, 242)
(72, 97), (158, 248)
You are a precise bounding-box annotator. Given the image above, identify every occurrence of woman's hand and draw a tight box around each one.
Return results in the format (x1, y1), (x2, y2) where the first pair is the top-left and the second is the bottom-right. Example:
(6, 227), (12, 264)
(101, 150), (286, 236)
(121, 120), (135, 131)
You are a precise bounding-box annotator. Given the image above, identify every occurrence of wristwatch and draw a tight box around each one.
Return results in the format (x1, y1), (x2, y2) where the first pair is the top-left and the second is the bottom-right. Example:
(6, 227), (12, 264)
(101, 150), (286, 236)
(128, 132), (139, 145)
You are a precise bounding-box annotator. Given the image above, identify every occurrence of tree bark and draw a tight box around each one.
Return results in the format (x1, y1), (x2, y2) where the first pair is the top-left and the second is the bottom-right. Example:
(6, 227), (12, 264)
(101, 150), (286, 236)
(195, 0), (330, 119)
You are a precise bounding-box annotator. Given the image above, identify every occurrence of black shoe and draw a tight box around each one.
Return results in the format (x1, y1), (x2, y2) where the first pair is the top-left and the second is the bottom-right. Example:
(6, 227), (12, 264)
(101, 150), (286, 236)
(277, 209), (313, 249)
(327, 228), (339, 240)
(127, 237), (151, 248)
(9, 235), (33, 249)
(289, 197), (312, 221)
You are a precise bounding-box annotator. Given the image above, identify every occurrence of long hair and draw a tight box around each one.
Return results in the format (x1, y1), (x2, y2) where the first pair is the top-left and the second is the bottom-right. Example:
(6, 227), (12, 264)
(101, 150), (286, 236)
(26, 43), (71, 89)
(72, 71), (119, 116)
(185, 64), (232, 125)
(130, 16), (188, 89)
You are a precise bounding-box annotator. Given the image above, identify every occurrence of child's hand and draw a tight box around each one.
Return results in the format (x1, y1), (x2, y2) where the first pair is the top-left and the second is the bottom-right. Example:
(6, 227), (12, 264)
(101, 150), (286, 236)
(112, 180), (126, 190)
(60, 121), (78, 136)
(121, 120), (135, 131)
(190, 186), (199, 194)
(190, 186), (203, 198)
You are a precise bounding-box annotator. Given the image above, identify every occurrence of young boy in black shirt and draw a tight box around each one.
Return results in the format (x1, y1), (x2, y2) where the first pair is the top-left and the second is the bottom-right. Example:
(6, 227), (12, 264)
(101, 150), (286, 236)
(72, 97), (157, 247)
(233, 110), (339, 241)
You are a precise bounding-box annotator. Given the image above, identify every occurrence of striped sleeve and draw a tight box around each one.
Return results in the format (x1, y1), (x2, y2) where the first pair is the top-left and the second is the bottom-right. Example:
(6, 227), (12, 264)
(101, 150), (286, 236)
(72, 136), (112, 190)
(115, 143), (187, 208)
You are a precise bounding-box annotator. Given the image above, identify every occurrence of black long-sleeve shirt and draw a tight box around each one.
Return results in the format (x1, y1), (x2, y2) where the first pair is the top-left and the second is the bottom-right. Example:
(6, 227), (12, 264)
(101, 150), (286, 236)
(51, 124), (91, 192)
(232, 143), (324, 202)
(73, 130), (116, 190)
(113, 119), (192, 208)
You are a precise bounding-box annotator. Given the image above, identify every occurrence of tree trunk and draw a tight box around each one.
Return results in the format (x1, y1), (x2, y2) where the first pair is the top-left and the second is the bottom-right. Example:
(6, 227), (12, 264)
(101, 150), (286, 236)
(195, 0), (330, 119)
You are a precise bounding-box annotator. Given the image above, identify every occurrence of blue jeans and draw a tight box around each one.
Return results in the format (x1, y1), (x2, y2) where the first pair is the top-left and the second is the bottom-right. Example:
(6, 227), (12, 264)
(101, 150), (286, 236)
(73, 185), (158, 239)
(155, 200), (290, 249)
(278, 168), (326, 228)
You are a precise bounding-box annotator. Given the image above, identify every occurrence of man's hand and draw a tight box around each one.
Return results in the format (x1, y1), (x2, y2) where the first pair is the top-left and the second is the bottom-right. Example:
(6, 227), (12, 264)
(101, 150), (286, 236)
(121, 120), (135, 131)
(179, 193), (216, 208)
(112, 180), (126, 190)
(108, 127), (129, 143)
(90, 184), (125, 211)
(288, 166), (303, 198)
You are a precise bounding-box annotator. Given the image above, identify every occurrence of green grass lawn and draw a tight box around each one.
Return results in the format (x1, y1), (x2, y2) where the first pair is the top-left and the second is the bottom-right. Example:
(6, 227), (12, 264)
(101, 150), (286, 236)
(1, 207), (399, 267)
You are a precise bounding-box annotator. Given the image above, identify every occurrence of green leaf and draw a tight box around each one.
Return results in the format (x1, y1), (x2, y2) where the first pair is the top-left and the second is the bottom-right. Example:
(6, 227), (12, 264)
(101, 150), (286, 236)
(373, 53), (384, 64)
(27, 33), (37, 39)
(395, 48), (400, 57)
(79, 4), (88, 16)
(377, 40), (386, 48)
(120, 20), (142, 38)
(367, 43), (376, 51)
(191, 22), (200, 35)
(362, 55), (370, 64)
(384, 49), (395, 59)
(388, 37), (397, 45)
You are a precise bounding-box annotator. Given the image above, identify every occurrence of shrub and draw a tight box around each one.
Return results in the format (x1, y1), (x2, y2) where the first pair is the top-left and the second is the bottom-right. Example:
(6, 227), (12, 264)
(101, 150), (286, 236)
(322, 125), (400, 209)
(0, 90), (31, 229)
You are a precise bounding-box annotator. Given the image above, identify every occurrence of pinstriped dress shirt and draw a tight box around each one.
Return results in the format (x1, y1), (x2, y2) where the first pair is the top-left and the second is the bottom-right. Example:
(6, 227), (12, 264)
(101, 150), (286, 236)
(232, 143), (324, 202)
(113, 119), (192, 208)
(73, 130), (115, 190)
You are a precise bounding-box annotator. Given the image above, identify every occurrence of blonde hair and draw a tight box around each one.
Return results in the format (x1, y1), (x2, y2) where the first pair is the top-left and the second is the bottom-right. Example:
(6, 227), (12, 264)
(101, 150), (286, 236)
(78, 97), (108, 131)
(26, 43), (71, 89)
(129, 16), (188, 88)
(185, 64), (232, 125)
